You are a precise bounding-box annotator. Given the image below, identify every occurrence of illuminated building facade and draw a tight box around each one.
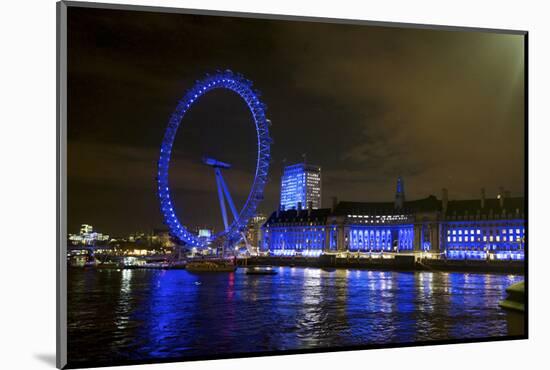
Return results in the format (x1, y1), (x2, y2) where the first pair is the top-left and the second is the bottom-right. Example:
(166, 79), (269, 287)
(147, 228), (176, 248)
(441, 192), (525, 260)
(280, 163), (322, 210)
(69, 224), (109, 245)
(262, 180), (525, 261)
(197, 228), (212, 238)
(244, 214), (267, 254)
(80, 224), (93, 234)
(261, 208), (330, 257)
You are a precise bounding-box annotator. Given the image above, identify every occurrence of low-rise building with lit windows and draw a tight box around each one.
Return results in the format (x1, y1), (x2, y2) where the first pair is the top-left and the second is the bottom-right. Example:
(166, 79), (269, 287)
(441, 193), (525, 260)
(261, 207), (330, 257)
(261, 179), (525, 261)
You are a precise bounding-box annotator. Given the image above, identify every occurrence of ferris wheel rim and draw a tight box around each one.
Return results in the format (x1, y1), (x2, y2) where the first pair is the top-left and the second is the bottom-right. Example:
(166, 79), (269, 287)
(157, 70), (271, 248)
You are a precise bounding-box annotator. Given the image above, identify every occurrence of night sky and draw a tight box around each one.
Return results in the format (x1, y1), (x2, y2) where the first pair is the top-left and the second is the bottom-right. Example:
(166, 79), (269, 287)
(67, 6), (525, 236)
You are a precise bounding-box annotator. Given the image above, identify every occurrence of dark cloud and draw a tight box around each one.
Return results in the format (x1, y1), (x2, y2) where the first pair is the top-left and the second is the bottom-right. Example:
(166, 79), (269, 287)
(67, 7), (524, 235)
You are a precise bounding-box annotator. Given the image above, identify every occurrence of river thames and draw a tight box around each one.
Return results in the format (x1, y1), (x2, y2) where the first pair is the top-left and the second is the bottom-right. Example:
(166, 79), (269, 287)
(67, 267), (523, 366)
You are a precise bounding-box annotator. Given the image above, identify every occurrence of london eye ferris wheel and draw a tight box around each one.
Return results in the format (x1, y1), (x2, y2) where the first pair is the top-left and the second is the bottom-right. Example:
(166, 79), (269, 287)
(157, 70), (272, 250)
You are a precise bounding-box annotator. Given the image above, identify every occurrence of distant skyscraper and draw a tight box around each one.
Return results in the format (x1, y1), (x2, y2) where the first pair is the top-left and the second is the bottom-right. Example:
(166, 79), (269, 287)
(80, 224), (93, 234)
(280, 163), (322, 210)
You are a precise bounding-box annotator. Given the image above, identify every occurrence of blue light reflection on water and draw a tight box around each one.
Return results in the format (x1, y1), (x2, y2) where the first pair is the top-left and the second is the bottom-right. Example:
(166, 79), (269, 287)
(67, 267), (522, 364)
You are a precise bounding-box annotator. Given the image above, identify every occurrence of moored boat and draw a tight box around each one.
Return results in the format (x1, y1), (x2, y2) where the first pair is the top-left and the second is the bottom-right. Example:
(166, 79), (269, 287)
(186, 260), (236, 273)
(83, 260), (98, 268)
(246, 266), (278, 275)
(96, 261), (119, 269)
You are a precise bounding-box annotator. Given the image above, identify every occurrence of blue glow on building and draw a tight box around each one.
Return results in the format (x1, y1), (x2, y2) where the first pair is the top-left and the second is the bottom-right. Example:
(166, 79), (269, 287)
(262, 181), (525, 261)
(346, 225), (414, 252)
(280, 163), (321, 210)
(442, 220), (525, 260)
(263, 225), (326, 256)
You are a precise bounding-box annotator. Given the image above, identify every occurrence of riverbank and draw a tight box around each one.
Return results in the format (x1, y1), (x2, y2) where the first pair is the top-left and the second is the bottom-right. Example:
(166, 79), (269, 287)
(68, 255), (525, 274)
(240, 256), (525, 274)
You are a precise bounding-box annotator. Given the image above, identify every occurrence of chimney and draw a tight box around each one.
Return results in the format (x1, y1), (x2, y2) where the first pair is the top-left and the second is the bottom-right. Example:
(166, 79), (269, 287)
(442, 188), (448, 214)
(498, 186), (505, 208)
(331, 196), (338, 212)
(480, 188), (486, 209)
(307, 201), (313, 216)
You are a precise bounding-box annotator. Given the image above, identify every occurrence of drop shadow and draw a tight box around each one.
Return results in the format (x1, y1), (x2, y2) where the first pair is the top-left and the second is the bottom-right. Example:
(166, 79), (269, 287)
(34, 353), (57, 367)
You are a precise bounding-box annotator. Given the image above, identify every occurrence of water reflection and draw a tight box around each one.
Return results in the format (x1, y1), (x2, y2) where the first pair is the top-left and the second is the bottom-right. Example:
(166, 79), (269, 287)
(115, 269), (133, 331)
(67, 268), (523, 366)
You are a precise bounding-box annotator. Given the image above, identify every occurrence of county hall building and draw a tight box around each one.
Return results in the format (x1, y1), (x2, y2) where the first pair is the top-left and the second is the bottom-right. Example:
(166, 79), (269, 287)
(261, 177), (525, 261)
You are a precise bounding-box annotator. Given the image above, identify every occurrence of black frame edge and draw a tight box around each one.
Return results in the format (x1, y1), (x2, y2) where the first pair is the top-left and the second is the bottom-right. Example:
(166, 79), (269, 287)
(57, 1), (68, 369)
(62, 0), (527, 35)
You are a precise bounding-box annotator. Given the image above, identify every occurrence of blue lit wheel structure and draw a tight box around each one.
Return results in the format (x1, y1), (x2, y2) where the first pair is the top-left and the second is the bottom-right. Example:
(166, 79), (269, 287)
(157, 70), (271, 249)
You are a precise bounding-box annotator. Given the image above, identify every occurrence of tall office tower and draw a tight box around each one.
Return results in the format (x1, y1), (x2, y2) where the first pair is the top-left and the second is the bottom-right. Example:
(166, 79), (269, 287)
(280, 163), (322, 210)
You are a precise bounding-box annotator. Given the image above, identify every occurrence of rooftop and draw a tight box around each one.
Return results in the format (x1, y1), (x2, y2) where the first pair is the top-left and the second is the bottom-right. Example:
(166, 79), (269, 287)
(265, 195), (525, 226)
